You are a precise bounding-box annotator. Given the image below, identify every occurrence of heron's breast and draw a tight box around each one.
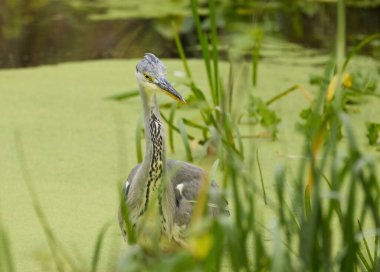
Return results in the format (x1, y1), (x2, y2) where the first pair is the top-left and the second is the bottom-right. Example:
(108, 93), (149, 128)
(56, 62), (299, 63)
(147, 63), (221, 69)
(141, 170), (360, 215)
(148, 112), (164, 191)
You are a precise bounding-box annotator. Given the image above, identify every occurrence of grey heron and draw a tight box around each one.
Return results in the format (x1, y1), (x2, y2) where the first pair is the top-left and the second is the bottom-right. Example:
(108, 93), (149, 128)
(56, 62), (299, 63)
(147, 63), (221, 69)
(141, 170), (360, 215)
(119, 53), (228, 250)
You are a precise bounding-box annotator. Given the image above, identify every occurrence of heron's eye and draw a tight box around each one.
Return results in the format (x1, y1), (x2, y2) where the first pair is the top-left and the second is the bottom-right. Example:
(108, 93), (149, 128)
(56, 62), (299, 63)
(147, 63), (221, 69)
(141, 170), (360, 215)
(144, 74), (151, 81)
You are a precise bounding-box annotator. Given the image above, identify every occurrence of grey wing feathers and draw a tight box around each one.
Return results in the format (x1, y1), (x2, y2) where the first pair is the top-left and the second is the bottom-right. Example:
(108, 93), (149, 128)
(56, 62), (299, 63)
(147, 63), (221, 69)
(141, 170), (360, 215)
(118, 164), (141, 239)
(121, 164), (141, 199)
(167, 159), (229, 227)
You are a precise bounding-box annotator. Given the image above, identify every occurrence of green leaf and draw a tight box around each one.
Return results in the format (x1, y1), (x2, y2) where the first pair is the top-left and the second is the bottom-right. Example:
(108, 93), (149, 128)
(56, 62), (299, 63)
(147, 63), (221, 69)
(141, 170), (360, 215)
(300, 107), (312, 120)
(248, 96), (281, 138)
(106, 91), (139, 101)
(366, 122), (380, 146)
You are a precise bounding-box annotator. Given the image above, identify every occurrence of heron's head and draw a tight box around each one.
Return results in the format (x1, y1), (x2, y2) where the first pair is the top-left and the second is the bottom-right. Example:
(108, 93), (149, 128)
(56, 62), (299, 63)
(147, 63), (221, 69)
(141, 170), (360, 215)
(136, 53), (185, 103)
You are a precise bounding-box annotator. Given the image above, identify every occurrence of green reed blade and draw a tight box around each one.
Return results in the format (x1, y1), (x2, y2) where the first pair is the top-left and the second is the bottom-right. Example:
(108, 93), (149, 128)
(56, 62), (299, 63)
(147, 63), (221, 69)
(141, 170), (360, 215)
(374, 236), (379, 271)
(210, 159), (219, 182)
(14, 132), (79, 272)
(252, 27), (263, 87)
(341, 171), (357, 269)
(343, 33), (380, 71)
(118, 183), (136, 244)
(232, 117), (244, 156)
(206, 221), (225, 272)
(284, 200), (301, 231)
(178, 119), (193, 162)
(190, 0), (214, 94)
(256, 149), (267, 205)
(357, 247), (372, 271)
(183, 118), (208, 131)
(227, 62), (234, 113)
(335, 0), (346, 109)
(225, 150), (244, 234)
(215, 108), (236, 151)
(0, 225), (15, 272)
(357, 220), (375, 266)
(172, 22), (193, 81)
(91, 221), (112, 272)
(271, 222), (287, 272)
(304, 186), (312, 219)
(275, 165), (285, 224)
(168, 103), (177, 153)
(106, 91), (139, 101)
(209, 0), (219, 106)
(265, 85), (299, 106)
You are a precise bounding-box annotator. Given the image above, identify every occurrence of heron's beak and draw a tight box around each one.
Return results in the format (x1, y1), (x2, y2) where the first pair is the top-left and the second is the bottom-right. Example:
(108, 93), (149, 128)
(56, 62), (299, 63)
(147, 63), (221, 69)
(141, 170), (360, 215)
(155, 77), (186, 103)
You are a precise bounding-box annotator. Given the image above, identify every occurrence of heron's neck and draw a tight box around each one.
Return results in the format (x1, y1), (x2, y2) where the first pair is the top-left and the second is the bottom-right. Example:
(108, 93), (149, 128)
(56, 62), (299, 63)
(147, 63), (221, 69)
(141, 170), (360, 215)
(134, 87), (174, 235)
(139, 87), (166, 198)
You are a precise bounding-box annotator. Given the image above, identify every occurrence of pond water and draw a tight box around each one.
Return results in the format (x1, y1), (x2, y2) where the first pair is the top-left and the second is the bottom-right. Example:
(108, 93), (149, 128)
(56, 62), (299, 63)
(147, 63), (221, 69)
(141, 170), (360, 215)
(1, 37), (379, 270)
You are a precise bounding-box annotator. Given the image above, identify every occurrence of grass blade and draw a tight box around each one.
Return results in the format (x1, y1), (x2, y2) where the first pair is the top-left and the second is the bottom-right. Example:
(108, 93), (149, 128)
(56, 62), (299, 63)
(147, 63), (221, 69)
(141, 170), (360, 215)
(374, 235), (379, 271)
(106, 91), (139, 101)
(256, 149), (267, 205)
(190, 0), (214, 94)
(183, 118), (208, 131)
(357, 220), (375, 267)
(227, 62), (234, 113)
(252, 27), (263, 87)
(343, 33), (380, 70)
(190, 160), (218, 223)
(178, 118), (193, 162)
(209, 0), (219, 106)
(168, 103), (177, 153)
(91, 221), (112, 272)
(265, 85), (299, 106)
(172, 22), (193, 81)
(0, 224), (15, 272)
(335, 0), (346, 108)
(119, 183), (136, 244)
(357, 247), (372, 271)
(14, 131), (78, 272)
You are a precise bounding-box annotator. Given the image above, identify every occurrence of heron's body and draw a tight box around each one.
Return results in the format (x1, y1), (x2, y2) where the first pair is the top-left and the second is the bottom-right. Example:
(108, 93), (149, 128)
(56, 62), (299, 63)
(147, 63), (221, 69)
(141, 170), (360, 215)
(118, 53), (228, 249)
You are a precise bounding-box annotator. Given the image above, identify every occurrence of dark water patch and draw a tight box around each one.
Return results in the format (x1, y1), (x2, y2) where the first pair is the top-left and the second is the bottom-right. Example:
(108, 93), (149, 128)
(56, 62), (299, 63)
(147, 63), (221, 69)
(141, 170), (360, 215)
(0, 1), (175, 68)
(1, 0), (379, 68)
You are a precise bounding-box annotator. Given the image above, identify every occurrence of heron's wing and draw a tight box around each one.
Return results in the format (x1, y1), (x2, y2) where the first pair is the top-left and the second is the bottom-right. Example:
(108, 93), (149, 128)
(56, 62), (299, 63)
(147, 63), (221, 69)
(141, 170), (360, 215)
(118, 164), (141, 239)
(167, 159), (229, 227)
(121, 164), (141, 199)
